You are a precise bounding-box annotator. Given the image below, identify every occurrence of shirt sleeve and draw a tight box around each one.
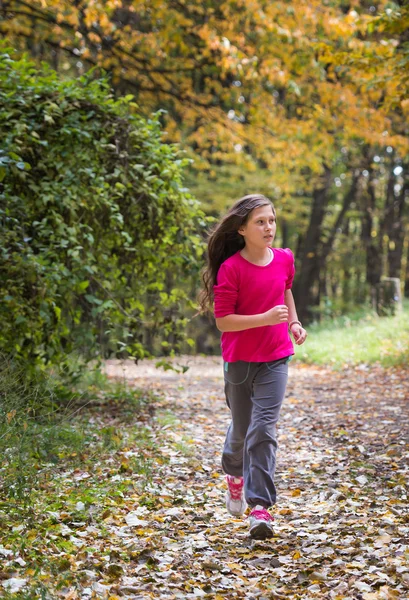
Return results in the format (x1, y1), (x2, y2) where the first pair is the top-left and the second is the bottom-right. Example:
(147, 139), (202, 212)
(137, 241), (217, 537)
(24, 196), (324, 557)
(284, 248), (295, 290)
(213, 262), (239, 318)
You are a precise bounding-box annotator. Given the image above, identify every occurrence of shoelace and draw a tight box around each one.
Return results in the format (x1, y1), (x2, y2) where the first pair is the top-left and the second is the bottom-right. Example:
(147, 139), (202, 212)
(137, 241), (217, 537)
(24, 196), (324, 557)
(226, 476), (244, 500)
(250, 508), (273, 522)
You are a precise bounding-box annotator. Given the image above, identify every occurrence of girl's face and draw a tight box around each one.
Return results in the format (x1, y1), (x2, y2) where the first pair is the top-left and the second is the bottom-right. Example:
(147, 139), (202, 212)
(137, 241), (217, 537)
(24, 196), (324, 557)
(238, 204), (276, 249)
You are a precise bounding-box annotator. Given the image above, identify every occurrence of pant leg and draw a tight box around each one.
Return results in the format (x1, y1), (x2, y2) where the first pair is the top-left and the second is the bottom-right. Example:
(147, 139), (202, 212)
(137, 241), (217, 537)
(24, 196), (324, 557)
(221, 361), (254, 477)
(244, 358), (289, 508)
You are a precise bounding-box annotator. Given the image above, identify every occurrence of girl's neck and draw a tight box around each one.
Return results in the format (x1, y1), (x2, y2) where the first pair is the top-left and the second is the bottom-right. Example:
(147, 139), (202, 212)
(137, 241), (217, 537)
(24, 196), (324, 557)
(240, 246), (273, 266)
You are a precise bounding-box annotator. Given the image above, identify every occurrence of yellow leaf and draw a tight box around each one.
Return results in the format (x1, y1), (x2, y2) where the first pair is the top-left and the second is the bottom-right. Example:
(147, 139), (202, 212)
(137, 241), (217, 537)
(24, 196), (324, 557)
(293, 550), (301, 559)
(6, 410), (16, 423)
(291, 489), (302, 497)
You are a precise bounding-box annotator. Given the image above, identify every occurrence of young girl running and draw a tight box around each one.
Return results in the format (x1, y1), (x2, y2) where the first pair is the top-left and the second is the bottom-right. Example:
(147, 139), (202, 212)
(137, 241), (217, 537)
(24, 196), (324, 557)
(200, 194), (307, 539)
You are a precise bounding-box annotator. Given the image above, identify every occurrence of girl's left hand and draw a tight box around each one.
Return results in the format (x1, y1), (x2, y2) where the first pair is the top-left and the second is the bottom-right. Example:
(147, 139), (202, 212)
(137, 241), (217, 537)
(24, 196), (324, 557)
(290, 324), (307, 345)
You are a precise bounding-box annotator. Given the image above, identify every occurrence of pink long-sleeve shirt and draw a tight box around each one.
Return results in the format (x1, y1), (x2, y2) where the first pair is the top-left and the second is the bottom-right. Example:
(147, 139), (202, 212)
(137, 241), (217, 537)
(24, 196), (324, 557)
(213, 248), (295, 362)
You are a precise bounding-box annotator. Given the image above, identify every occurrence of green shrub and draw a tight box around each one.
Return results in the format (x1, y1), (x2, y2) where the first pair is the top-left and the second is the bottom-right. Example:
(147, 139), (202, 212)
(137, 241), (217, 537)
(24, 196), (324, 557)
(0, 45), (206, 382)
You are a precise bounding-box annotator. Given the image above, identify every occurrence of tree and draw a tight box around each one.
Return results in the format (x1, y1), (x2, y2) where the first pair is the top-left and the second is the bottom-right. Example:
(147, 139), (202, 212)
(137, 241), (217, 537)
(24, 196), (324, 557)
(317, 2), (409, 298)
(2, 1), (409, 321)
(1, 2), (401, 188)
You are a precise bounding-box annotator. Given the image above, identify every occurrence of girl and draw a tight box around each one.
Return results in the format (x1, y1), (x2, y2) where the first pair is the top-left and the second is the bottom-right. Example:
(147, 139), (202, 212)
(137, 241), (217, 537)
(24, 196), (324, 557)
(200, 194), (307, 540)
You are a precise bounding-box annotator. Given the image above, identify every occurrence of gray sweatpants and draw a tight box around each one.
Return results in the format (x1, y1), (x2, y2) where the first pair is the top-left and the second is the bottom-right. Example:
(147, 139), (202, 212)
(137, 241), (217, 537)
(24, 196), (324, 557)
(221, 357), (290, 509)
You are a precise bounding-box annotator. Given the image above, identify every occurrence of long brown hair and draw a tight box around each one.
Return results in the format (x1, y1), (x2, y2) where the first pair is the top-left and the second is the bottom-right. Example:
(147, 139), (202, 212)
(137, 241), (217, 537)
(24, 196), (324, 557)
(199, 194), (275, 313)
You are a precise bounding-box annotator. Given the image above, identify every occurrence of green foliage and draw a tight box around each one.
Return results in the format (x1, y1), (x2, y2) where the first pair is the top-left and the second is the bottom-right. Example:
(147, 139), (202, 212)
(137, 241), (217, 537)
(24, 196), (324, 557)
(0, 46), (207, 380)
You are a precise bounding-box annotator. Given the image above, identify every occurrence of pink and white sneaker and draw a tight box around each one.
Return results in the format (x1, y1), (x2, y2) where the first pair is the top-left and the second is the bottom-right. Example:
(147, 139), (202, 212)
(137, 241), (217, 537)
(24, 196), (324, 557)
(249, 505), (274, 539)
(225, 475), (247, 517)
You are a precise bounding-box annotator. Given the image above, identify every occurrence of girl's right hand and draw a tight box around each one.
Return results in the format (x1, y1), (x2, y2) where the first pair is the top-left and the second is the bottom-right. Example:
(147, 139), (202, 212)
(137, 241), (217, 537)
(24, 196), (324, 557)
(263, 305), (289, 326)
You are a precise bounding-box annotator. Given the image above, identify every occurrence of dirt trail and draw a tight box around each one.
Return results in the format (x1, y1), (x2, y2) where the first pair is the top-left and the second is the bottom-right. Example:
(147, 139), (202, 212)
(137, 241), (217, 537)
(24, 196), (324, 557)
(103, 357), (409, 599)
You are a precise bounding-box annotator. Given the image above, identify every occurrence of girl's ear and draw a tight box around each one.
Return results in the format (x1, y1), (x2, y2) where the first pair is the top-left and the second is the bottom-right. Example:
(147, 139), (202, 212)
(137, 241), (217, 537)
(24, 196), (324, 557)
(238, 226), (245, 236)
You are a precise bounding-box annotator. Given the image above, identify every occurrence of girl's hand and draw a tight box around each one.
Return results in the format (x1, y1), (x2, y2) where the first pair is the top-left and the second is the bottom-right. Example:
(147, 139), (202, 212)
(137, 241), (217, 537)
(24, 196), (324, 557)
(264, 305), (289, 326)
(290, 324), (307, 345)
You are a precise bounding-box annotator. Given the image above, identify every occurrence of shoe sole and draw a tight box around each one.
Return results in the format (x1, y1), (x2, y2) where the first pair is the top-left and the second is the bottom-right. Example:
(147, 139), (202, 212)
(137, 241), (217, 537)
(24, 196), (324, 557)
(249, 522), (274, 540)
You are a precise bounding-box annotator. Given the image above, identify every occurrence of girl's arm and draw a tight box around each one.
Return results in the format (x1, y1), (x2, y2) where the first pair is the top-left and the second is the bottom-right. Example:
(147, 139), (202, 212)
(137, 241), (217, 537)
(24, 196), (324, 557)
(284, 289), (298, 324)
(216, 305), (289, 332)
(284, 289), (307, 345)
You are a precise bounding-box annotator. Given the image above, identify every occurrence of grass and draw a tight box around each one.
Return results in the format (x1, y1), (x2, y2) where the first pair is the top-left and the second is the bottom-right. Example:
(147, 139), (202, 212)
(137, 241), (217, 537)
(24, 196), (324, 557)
(294, 300), (409, 369)
(0, 359), (158, 505)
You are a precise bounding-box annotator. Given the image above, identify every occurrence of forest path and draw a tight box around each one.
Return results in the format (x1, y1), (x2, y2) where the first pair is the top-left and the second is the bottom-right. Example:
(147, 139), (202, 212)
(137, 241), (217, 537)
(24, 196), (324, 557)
(102, 357), (409, 599)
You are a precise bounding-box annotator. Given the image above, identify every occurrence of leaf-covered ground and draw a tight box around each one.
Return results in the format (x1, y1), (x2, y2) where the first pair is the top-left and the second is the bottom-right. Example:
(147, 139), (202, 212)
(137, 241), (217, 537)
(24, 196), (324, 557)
(1, 358), (409, 599)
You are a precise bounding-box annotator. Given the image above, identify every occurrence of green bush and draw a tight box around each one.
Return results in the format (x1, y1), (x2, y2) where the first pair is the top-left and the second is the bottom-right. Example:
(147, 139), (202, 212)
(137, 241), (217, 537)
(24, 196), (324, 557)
(0, 46), (206, 381)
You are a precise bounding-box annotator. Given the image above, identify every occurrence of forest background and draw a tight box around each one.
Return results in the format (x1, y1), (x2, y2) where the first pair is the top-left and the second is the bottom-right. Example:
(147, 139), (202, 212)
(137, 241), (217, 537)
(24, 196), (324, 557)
(1, 0), (409, 387)
(1, 3), (409, 596)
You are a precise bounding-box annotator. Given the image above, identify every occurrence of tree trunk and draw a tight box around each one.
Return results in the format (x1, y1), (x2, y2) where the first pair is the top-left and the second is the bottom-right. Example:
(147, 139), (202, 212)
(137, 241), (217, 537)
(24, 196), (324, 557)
(386, 181), (408, 278)
(342, 268), (351, 306)
(405, 241), (409, 298)
(318, 267), (327, 307)
(294, 169), (359, 322)
(320, 171), (360, 263)
(293, 166), (331, 323)
(362, 167), (383, 305)
(281, 219), (289, 249)
(375, 278), (402, 316)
